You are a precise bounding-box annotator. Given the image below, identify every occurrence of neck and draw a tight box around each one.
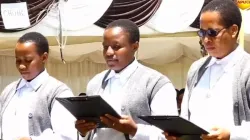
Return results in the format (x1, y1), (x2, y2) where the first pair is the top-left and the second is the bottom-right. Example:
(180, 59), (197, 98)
(27, 69), (45, 82)
(215, 43), (238, 59)
(114, 58), (135, 73)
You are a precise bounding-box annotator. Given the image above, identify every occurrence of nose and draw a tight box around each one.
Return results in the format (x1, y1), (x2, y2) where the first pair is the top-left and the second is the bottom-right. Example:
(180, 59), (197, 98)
(202, 35), (212, 44)
(106, 46), (115, 56)
(19, 64), (26, 70)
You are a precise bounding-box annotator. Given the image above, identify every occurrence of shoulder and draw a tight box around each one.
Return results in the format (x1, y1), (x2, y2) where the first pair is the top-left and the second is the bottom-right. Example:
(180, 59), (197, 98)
(87, 70), (109, 87)
(46, 76), (73, 95)
(47, 76), (70, 88)
(137, 64), (172, 89)
(0, 79), (21, 104)
(1, 79), (20, 96)
(86, 70), (109, 94)
(138, 63), (170, 81)
(238, 53), (250, 79)
(188, 56), (209, 73)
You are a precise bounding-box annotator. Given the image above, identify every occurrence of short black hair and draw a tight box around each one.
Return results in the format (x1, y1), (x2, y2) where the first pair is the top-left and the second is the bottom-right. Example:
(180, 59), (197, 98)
(179, 88), (185, 94)
(201, 0), (242, 33)
(176, 88), (185, 99)
(18, 32), (49, 55)
(106, 19), (140, 44)
(175, 89), (179, 93)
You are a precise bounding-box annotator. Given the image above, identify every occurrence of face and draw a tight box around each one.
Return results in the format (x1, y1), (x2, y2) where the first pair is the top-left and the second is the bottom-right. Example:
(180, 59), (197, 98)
(15, 42), (48, 81)
(102, 27), (138, 72)
(199, 11), (239, 58)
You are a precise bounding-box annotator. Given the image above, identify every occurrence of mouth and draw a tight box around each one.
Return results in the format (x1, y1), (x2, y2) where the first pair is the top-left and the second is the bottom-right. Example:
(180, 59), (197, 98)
(106, 59), (118, 65)
(107, 59), (118, 61)
(205, 45), (215, 51)
(20, 71), (29, 75)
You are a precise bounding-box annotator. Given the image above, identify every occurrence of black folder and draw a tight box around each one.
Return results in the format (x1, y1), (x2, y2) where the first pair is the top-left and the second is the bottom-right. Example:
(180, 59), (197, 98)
(138, 116), (208, 135)
(56, 95), (120, 128)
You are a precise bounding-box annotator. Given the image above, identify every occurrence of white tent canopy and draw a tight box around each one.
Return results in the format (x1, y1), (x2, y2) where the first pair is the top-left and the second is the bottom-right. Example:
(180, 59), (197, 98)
(0, 0), (249, 94)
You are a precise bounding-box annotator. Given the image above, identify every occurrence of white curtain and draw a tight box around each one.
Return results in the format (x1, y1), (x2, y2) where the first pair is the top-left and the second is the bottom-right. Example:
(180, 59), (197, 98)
(0, 55), (194, 95)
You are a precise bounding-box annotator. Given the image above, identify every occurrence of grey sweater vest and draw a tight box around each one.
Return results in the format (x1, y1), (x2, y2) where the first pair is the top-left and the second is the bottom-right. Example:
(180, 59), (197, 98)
(185, 50), (250, 125)
(87, 63), (171, 124)
(0, 76), (71, 137)
(86, 63), (171, 140)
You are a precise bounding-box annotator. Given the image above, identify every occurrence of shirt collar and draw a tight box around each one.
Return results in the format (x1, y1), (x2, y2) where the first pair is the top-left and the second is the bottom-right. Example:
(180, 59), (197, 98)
(17, 69), (49, 91)
(206, 46), (243, 72)
(105, 59), (139, 84)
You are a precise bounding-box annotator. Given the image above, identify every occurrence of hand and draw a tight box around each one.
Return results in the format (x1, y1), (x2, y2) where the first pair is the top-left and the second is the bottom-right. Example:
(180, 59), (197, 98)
(100, 114), (137, 136)
(201, 127), (230, 140)
(75, 120), (97, 136)
(163, 132), (180, 140)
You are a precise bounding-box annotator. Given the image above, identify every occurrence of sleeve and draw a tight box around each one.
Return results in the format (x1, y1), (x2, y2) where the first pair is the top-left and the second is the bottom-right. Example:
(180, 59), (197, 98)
(180, 85), (190, 120)
(230, 69), (250, 140)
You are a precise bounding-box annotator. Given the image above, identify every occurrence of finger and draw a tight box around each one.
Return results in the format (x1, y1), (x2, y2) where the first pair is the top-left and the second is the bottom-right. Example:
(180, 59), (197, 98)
(77, 125), (97, 135)
(201, 134), (217, 139)
(162, 132), (169, 136)
(208, 130), (220, 137)
(121, 115), (129, 119)
(75, 122), (96, 128)
(118, 119), (129, 125)
(201, 134), (209, 139)
(105, 114), (120, 122)
(75, 120), (86, 125)
(100, 116), (115, 127)
(211, 127), (219, 131)
(167, 136), (177, 140)
(77, 125), (97, 130)
(77, 125), (97, 131)
(162, 132), (179, 140)
(75, 121), (96, 126)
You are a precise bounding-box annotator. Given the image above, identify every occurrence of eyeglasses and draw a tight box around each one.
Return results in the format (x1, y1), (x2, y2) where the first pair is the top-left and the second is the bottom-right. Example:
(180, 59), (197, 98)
(197, 28), (225, 38)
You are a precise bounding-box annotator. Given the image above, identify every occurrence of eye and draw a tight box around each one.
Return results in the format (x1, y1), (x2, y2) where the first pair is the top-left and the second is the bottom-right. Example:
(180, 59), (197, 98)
(25, 59), (32, 63)
(207, 29), (217, 36)
(103, 45), (108, 50)
(16, 59), (21, 64)
(113, 45), (121, 51)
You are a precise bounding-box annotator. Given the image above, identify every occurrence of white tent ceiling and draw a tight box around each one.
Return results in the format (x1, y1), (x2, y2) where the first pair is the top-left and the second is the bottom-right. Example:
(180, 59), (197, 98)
(0, 0), (249, 65)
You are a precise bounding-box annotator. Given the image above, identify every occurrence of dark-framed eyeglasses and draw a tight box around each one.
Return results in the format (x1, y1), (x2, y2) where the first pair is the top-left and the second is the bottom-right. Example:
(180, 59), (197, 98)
(197, 28), (225, 38)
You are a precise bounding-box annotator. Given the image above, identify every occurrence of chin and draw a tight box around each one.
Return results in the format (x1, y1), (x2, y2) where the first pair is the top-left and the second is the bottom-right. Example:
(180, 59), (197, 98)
(109, 66), (119, 71)
(209, 53), (224, 59)
(109, 67), (122, 73)
(21, 76), (33, 81)
(207, 51), (218, 57)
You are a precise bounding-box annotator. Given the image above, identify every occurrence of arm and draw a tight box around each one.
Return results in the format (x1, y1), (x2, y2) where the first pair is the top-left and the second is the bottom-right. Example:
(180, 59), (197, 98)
(132, 82), (178, 140)
(229, 73), (250, 140)
(30, 89), (80, 140)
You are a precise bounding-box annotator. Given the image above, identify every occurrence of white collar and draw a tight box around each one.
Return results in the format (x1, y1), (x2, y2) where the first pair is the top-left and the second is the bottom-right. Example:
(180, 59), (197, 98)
(206, 46), (243, 72)
(105, 59), (139, 84)
(17, 69), (49, 91)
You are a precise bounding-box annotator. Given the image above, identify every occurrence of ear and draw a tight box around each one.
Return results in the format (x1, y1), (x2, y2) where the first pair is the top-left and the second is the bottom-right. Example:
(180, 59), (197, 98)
(41, 52), (48, 63)
(230, 24), (239, 39)
(132, 41), (139, 52)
